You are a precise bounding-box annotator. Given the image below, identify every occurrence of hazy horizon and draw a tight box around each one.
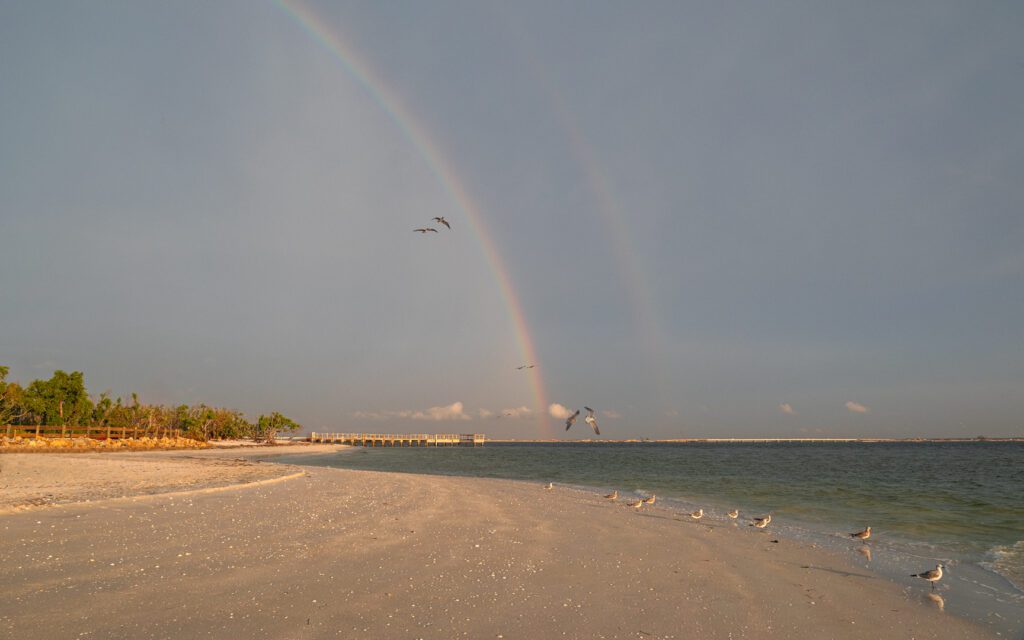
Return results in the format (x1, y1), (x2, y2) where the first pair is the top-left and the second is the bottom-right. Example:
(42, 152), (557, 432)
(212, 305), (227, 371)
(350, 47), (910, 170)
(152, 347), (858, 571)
(2, 2), (1022, 439)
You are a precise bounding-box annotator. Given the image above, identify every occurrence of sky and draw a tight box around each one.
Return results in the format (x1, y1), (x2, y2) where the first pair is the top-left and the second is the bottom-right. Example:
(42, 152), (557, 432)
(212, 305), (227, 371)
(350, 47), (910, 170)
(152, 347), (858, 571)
(1, 1), (1022, 438)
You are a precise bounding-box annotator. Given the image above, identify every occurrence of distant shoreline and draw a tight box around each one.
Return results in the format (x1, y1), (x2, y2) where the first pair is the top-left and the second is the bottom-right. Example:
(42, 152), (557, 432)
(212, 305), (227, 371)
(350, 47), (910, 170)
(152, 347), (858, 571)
(483, 436), (1024, 443)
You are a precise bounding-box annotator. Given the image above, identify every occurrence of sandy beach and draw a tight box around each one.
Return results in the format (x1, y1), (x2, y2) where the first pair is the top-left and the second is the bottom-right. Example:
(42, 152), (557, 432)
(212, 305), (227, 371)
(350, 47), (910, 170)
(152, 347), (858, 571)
(0, 449), (997, 639)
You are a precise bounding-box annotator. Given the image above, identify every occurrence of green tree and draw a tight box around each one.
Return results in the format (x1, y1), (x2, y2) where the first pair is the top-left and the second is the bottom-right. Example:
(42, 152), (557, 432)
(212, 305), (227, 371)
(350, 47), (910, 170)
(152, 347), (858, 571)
(22, 370), (93, 426)
(0, 366), (27, 425)
(255, 412), (301, 443)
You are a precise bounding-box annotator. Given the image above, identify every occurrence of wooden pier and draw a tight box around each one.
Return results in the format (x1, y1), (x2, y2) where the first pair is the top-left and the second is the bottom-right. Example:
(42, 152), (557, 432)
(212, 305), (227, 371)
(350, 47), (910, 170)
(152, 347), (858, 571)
(308, 432), (485, 447)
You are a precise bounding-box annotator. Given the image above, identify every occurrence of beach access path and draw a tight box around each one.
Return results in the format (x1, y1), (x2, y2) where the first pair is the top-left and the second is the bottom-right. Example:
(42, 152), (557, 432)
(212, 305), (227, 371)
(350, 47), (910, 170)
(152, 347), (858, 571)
(0, 448), (995, 639)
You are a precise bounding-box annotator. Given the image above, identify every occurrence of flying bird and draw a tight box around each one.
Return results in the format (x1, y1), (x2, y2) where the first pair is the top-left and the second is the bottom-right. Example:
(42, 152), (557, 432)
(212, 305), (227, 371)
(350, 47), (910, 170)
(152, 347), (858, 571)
(604, 490), (618, 500)
(910, 564), (945, 590)
(413, 228), (438, 233)
(432, 216), (451, 229)
(516, 364), (535, 370)
(850, 526), (871, 543)
(564, 409), (581, 431)
(584, 407), (600, 435)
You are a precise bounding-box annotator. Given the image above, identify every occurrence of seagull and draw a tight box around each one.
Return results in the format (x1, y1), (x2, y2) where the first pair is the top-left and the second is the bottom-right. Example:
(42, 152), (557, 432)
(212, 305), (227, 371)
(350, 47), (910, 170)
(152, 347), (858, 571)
(432, 216), (451, 229)
(627, 499), (644, 509)
(516, 364), (535, 370)
(604, 490), (618, 500)
(413, 228), (438, 233)
(727, 509), (739, 519)
(564, 409), (581, 431)
(690, 508), (704, 520)
(642, 494), (656, 505)
(850, 526), (871, 543)
(752, 515), (772, 528)
(910, 564), (945, 590)
(544, 482), (554, 491)
(584, 407), (600, 435)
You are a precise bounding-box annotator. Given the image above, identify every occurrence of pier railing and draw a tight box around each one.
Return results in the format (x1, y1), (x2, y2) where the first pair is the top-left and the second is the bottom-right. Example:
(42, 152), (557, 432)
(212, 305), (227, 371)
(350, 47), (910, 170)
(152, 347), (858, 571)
(309, 432), (485, 447)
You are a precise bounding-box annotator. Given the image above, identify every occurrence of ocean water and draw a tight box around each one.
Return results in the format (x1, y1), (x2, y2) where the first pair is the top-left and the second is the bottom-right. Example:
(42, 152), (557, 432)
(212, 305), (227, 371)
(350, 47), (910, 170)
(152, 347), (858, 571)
(278, 441), (1024, 635)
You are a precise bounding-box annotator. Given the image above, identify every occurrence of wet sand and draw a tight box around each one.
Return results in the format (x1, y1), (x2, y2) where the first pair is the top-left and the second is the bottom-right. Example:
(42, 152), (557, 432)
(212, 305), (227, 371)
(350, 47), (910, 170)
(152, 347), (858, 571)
(0, 450), (995, 639)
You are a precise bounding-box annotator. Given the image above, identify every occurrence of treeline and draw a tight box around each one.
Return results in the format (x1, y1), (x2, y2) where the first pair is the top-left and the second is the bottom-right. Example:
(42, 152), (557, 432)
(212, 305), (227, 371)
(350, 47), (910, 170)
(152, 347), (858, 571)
(0, 366), (300, 442)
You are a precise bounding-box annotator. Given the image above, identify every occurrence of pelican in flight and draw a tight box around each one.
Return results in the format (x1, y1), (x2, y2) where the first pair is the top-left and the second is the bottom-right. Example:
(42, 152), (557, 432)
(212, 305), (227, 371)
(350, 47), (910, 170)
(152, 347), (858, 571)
(752, 515), (772, 528)
(413, 228), (438, 233)
(432, 216), (451, 229)
(911, 564), (945, 590)
(584, 407), (600, 435)
(642, 494), (656, 505)
(690, 508), (704, 520)
(564, 409), (581, 431)
(727, 509), (739, 519)
(516, 364), (535, 370)
(604, 490), (618, 500)
(850, 526), (871, 543)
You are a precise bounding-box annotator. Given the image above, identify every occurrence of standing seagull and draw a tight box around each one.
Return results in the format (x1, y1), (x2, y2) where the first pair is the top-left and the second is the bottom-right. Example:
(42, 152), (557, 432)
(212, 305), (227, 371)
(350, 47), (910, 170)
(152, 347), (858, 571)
(584, 407), (600, 435)
(564, 409), (581, 431)
(642, 494), (657, 505)
(690, 508), (704, 520)
(752, 515), (772, 528)
(850, 526), (871, 543)
(413, 228), (438, 233)
(604, 490), (618, 500)
(910, 564), (945, 590)
(544, 482), (554, 491)
(627, 498), (644, 509)
(432, 216), (451, 229)
(727, 509), (740, 519)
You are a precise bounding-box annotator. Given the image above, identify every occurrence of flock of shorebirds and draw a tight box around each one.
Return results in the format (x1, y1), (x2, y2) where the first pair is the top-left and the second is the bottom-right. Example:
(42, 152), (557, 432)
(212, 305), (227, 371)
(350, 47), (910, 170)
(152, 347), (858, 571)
(415, 214), (947, 594)
(544, 484), (947, 591)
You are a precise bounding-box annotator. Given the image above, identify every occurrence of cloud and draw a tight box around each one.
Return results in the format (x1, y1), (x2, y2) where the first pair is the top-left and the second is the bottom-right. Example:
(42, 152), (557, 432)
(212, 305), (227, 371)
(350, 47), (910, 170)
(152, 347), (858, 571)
(353, 401), (472, 422)
(477, 408), (494, 419)
(845, 401), (870, 414)
(501, 406), (533, 418)
(664, 409), (680, 418)
(779, 403), (795, 415)
(602, 410), (622, 419)
(548, 403), (573, 420)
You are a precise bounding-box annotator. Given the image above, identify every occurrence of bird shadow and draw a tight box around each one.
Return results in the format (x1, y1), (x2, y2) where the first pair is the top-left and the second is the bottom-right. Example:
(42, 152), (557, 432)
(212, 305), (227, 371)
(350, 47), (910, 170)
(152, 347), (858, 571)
(791, 563), (879, 580)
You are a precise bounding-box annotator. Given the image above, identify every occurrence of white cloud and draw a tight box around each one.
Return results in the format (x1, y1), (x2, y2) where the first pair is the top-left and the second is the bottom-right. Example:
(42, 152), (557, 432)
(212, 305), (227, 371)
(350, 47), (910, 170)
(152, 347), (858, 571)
(501, 406), (533, 418)
(548, 403), (573, 420)
(602, 410), (622, 419)
(779, 403), (795, 415)
(478, 408), (494, 419)
(845, 401), (869, 414)
(664, 409), (680, 418)
(353, 401), (472, 422)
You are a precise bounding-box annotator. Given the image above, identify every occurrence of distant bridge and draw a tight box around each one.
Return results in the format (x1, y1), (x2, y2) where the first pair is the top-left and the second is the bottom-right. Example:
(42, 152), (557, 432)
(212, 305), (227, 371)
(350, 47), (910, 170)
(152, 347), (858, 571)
(308, 432), (485, 447)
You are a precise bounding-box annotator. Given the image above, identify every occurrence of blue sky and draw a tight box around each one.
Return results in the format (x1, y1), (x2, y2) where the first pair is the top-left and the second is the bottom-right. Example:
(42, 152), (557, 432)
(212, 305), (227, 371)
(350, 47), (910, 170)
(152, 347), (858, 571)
(1, 1), (1021, 438)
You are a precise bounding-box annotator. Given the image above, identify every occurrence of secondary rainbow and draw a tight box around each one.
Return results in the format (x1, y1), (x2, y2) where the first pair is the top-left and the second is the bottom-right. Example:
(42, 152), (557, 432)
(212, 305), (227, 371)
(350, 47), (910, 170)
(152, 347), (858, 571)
(272, 0), (552, 434)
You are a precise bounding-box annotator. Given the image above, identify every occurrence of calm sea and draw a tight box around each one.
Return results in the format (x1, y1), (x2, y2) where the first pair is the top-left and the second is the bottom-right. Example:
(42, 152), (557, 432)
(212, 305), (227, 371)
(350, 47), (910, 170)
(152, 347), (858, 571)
(277, 441), (1024, 634)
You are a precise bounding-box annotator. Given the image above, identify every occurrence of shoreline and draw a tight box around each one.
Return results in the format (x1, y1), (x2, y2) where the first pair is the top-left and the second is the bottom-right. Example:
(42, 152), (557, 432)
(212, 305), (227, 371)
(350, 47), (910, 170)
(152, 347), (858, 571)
(0, 450), (1006, 639)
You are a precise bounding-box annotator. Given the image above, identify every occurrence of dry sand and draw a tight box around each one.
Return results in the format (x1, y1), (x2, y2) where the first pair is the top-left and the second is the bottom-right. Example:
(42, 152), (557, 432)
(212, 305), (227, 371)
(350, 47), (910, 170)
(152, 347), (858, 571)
(0, 450), (996, 639)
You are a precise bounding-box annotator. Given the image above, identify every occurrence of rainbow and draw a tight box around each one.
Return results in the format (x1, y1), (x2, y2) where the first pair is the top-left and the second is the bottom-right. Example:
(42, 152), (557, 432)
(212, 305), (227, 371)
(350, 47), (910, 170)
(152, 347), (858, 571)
(272, 0), (552, 434)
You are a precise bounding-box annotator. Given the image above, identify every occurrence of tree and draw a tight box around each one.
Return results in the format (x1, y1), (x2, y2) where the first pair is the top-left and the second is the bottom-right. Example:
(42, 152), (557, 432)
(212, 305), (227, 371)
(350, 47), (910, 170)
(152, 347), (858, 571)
(255, 412), (301, 444)
(0, 366), (27, 426)
(22, 370), (93, 426)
